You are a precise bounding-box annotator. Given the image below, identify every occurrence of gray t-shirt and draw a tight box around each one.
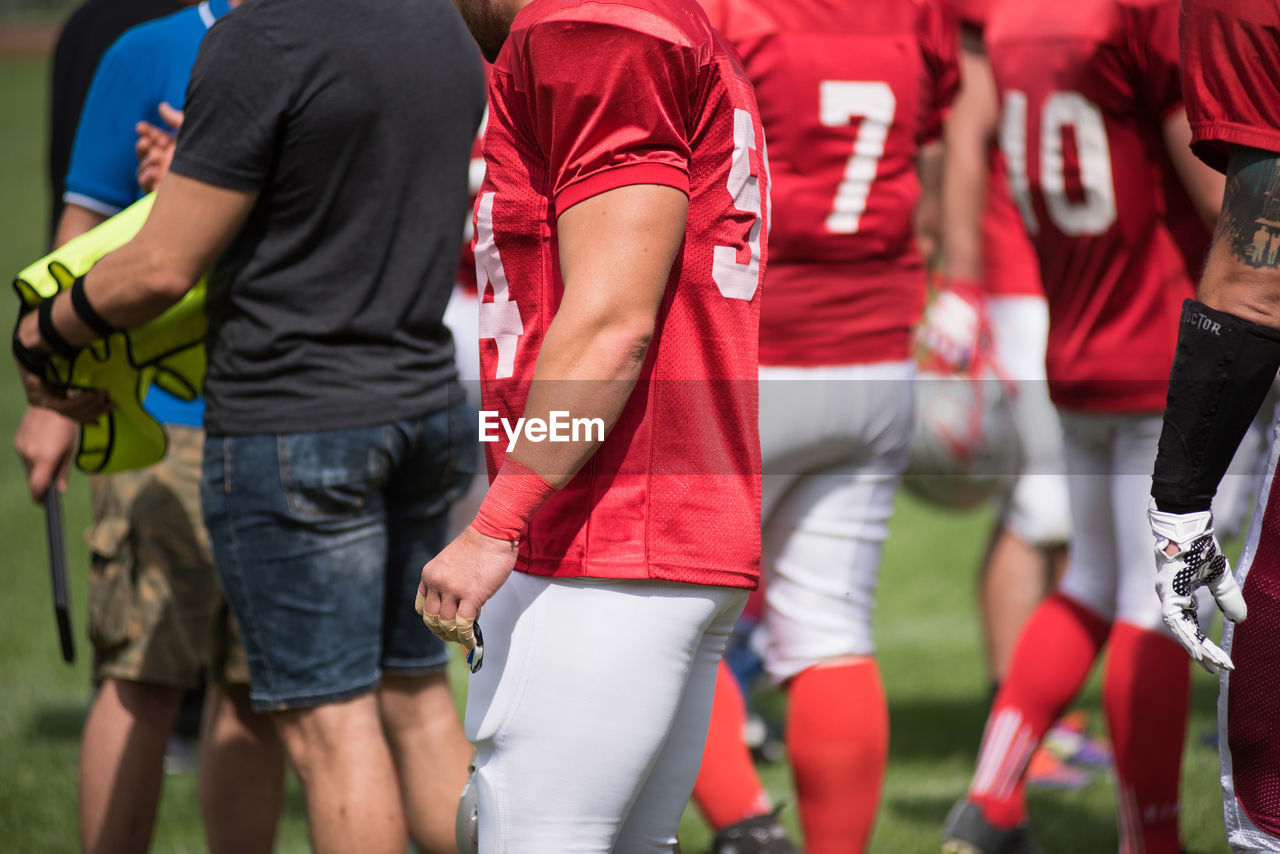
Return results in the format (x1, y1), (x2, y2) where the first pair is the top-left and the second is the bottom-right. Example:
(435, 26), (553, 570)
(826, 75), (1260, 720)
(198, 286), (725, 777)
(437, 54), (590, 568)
(171, 0), (485, 434)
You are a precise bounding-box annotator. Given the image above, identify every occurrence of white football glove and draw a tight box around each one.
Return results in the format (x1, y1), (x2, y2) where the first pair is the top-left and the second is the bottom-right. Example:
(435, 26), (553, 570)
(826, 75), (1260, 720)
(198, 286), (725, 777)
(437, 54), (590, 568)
(917, 285), (984, 372)
(1148, 500), (1247, 674)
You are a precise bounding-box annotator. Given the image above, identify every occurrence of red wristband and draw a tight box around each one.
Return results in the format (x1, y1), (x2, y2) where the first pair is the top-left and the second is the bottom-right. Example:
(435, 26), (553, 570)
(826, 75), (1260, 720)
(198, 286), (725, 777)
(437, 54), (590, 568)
(471, 458), (557, 541)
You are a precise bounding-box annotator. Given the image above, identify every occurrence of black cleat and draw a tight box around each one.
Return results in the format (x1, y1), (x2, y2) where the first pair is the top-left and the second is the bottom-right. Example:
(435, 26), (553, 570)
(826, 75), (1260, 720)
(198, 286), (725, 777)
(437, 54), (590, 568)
(941, 800), (1041, 854)
(710, 808), (803, 854)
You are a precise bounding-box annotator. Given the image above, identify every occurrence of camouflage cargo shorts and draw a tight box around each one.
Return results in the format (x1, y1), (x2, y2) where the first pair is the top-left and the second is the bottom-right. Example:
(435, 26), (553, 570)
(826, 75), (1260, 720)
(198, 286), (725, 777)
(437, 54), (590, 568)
(87, 424), (249, 686)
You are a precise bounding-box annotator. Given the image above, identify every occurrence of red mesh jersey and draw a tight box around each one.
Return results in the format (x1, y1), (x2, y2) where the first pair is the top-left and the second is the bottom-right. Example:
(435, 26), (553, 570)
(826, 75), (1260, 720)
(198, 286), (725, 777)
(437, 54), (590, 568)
(986, 0), (1210, 412)
(476, 0), (766, 588)
(1181, 0), (1280, 173)
(701, 0), (959, 366)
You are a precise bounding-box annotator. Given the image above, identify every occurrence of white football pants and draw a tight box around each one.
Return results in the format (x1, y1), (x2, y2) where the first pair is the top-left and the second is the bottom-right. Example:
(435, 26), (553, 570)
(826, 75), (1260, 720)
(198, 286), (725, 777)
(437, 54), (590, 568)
(987, 295), (1071, 547)
(758, 359), (915, 680)
(1055, 411), (1218, 635)
(465, 573), (746, 853)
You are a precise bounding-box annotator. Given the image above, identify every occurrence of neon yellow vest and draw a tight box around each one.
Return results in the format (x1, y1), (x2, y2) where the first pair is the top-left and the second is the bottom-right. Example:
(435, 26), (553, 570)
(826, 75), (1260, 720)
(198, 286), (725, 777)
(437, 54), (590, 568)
(13, 194), (207, 473)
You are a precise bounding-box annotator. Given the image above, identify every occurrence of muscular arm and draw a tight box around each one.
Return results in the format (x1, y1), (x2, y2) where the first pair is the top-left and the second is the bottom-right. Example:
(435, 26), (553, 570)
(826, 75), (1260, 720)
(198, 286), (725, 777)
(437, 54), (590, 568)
(1151, 146), (1280, 515)
(916, 140), (944, 268)
(19, 173), (255, 354)
(508, 183), (689, 485)
(941, 33), (999, 282)
(416, 182), (691, 636)
(1163, 108), (1224, 231)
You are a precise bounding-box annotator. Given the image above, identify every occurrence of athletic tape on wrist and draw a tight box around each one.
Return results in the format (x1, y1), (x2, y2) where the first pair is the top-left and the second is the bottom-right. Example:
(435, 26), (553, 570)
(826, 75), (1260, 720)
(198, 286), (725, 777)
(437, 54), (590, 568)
(1152, 299), (1280, 514)
(37, 298), (80, 359)
(471, 458), (557, 541)
(70, 276), (118, 339)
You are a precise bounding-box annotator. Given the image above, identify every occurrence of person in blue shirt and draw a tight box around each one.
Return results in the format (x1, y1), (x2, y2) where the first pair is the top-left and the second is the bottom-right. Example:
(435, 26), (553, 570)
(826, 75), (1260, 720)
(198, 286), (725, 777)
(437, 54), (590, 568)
(13, 3), (286, 852)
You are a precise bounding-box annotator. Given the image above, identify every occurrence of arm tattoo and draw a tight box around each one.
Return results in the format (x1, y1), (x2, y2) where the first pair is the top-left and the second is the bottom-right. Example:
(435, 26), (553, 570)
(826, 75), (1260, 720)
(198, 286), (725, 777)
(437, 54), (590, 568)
(1221, 146), (1280, 269)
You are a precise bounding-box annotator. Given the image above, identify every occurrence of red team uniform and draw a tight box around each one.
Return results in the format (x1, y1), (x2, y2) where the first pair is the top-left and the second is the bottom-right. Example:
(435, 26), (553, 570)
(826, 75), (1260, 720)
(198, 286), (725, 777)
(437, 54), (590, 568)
(947, 0), (1214, 851)
(474, 0), (764, 588)
(463, 0), (768, 849)
(1180, 1), (1280, 849)
(692, 0), (957, 850)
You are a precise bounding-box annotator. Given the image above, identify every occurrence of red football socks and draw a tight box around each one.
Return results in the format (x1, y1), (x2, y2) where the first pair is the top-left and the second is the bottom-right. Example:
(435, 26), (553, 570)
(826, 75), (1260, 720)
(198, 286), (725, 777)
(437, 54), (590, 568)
(692, 661), (773, 828)
(969, 594), (1109, 829)
(786, 658), (889, 854)
(1104, 622), (1188, 854)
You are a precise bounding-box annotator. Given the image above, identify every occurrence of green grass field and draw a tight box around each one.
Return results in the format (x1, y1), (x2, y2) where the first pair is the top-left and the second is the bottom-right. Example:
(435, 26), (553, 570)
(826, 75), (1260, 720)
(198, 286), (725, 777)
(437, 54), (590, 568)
(0, 55), (1230, 853)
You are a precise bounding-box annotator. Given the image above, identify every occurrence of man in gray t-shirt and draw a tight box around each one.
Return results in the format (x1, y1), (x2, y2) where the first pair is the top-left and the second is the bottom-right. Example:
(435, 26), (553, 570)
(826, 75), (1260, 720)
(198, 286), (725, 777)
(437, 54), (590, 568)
(15, 0), (486, 850)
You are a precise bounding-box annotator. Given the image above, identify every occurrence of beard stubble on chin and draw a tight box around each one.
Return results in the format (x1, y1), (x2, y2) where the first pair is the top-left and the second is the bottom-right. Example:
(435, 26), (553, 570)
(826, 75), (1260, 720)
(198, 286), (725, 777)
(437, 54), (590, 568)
(453, 0), (511, 62)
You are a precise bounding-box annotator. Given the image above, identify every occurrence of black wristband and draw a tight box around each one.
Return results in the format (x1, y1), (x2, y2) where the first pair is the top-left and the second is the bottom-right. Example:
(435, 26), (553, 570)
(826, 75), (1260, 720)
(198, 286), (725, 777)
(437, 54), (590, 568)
(37, 298), (80, 359)
(70, 275), (117, 339)
(1151, 299), (1280, 513)
(11, 322), (52, 379)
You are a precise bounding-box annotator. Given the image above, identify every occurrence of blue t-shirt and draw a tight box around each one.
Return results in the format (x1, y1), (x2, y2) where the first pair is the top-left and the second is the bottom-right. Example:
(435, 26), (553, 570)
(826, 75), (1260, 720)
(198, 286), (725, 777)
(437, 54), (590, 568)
(63, 0), (231, 427)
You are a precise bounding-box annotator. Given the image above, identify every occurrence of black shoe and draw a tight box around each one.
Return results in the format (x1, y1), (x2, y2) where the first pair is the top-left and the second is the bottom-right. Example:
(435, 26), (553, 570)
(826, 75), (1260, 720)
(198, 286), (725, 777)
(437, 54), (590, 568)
(710, 808), (803, 854)
(940, 800), (1040, 854)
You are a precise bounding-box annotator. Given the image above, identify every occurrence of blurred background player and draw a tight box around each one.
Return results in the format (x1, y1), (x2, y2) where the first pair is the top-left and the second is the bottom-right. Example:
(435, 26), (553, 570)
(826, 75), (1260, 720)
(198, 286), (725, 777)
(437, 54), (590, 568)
(1146, 1), (1280, 851)
(47, 0), (181, 243)
(940, 0), (1226, 850)
(689, 0), (958, 851)
(927, 0), (1070, 697)
(13, 3), (288, 853)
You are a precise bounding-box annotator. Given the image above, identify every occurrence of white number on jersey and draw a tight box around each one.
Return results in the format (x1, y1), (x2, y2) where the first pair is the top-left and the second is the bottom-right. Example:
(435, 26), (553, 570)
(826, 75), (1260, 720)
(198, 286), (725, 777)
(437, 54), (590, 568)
(478, 109), (766, 376)
(1002, 90), (1118, 236)
(713, 108), (767, 300)
(475, 192), (524, 379)
(820, 80), (896, 235)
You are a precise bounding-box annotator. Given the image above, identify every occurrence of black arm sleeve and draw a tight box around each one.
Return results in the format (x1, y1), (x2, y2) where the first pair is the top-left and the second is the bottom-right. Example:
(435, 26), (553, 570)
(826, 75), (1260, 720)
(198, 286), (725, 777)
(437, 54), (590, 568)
(1151, 299), (1280, 514)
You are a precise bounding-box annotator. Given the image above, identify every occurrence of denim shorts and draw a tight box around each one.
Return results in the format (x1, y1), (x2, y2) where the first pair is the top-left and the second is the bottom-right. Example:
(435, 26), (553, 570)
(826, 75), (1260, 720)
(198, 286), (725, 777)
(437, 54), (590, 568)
(201, 399), (477, 711)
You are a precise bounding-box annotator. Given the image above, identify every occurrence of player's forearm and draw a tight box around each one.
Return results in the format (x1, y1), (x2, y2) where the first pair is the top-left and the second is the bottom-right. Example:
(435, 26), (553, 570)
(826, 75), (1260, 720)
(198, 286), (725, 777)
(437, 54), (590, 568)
(1152, 146), (1280, 512)
(18, 240), (192, 357)
(940, 133), (987, 281)
(469, 183), (686, 542)
(503, 184), (686, 486)
(915, 141), (944, 267)
(941, 47), (998, 281)
(505, 301), (655, 487)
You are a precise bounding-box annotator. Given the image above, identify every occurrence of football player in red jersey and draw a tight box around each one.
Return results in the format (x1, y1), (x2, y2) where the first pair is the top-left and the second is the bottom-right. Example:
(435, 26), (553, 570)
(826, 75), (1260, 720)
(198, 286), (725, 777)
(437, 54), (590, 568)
(686, 1), (958, 851)
(414, 0), (769, 850)
(939, 0), (1226, 851)
(1146, 2), (1280, 851)
(929, 0), (1071, 697)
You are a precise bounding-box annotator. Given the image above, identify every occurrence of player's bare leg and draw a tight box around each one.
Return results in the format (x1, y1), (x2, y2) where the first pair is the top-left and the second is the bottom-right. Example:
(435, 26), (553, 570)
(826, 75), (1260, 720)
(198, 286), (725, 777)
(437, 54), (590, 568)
(199, 683), (284, 854)
(78, 678), (183, 854)
(274, 694), (408, 854)
(379, 672), (472, 854)
(979, 527), (1063, 683)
